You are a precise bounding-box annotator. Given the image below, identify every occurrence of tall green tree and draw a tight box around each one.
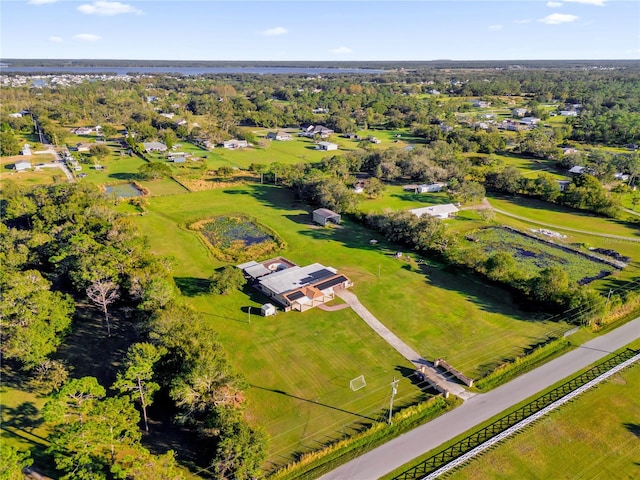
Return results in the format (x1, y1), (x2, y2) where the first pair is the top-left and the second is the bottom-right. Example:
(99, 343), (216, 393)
(209, 266), (246, 295)
(0, 270), (74, 368)
(113, 343), (165, 432)
(43, 377), (142, 480)
(0, 444), (33, 480)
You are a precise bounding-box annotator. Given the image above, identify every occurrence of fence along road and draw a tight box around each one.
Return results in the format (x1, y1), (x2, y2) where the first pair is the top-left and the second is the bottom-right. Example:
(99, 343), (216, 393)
(318, 317), (640, 480)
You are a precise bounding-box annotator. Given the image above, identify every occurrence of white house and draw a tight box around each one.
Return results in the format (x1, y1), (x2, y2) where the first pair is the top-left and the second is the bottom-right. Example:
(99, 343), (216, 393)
(569, 165), (586, 174)
(266, 131), (292, 141)
(8, 112), (23, 118)
(14, 160), (32, 171)
(251, 261), (352, 312)
(223, 139), (248, 149)
(519, 117), (541, 126)
(409, 204), (459, 219)
(317, 141), (338, 151)
(300, 125), (334, 138)
(560, 110), (578, 117)
(168, 152), (188, 163)
(512, 108), (528, 117)
(143, 141), (168, 153)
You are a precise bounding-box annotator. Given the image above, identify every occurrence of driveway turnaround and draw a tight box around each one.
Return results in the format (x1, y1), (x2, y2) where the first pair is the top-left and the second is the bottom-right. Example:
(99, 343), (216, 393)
(319, 317), (640, 480)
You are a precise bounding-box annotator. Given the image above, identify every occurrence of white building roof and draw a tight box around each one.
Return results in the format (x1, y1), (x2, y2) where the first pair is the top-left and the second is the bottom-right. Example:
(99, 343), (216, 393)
(259, 263), (337, 295)
(409, 204), (459, 218)
(569, 165), (586, 174)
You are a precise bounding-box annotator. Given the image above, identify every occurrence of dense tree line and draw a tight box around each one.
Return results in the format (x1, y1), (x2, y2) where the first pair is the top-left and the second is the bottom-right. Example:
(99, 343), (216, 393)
(3, 67), (639, 151)
(0, 182), (266, 479)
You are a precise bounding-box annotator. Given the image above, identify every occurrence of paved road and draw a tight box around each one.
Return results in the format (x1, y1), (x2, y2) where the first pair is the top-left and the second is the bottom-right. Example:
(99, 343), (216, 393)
(319, 317), (640, 480)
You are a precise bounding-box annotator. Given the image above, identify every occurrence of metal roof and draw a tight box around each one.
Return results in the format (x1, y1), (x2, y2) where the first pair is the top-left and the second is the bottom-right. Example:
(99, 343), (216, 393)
(259, 263), (336, 295)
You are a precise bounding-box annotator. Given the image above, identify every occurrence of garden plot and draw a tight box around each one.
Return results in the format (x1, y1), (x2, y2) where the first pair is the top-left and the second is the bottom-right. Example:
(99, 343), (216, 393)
(468, 227), (616, 284)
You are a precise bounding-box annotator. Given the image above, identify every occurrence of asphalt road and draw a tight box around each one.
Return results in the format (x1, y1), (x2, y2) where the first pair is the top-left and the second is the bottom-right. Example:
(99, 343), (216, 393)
(319, 317), (640, 480)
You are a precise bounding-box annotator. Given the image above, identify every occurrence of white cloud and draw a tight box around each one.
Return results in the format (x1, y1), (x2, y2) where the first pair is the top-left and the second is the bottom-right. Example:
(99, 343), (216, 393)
(28, 0), (59, 4)
(539, 13), (579, 24)
(77, 1), (142, 16)
(49, 36), (63, 43)
(488, 24), (503, 31)
(564, 0), (606, 5)
(330, 46), (352, 54)
(73, 33), (101, 42)
(513, 19), (532, 24)
(547, 2), (563, 7)
(260, 26), (288, 36)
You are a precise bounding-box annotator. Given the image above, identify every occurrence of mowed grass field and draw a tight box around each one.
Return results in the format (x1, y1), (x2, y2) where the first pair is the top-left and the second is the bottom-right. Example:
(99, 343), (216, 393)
(135, 184), (573, 466)
(0, 155), (62, 187)
(448, 362), (640, 480)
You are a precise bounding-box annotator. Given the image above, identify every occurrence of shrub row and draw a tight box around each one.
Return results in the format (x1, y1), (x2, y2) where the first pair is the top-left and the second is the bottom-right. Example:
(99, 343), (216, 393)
(269, 396), (459, 480)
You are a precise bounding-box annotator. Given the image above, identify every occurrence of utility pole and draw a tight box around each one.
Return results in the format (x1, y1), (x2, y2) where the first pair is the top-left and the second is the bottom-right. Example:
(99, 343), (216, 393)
(605, 289), (613, 308)
(388, 377), (399, 424)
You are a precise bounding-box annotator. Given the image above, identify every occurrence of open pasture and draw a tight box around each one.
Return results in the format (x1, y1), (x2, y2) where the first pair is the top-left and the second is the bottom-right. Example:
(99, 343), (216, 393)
(135, 185), (573, 464)
(448, 363), (640, 480)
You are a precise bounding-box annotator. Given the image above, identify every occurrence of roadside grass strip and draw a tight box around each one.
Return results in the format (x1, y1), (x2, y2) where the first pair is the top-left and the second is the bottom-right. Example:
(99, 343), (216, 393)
(391, 348), (640, 480)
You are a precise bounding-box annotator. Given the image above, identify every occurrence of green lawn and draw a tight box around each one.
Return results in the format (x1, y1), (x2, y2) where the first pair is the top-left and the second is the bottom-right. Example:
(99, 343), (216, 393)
(487, 194), (640, 239)
(0, 383), (55, 477)
(135, 185), (574, 466)
(359, 185), (453, 213)
(448, 363), (640, 480)
(466, 152), (569, 180)
(1, 157), (62, 187)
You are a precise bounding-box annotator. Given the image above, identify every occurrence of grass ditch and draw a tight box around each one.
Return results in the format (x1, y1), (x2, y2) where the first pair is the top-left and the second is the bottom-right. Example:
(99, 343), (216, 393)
(268, 395), (462, 480)
(474, 337), (573, 391)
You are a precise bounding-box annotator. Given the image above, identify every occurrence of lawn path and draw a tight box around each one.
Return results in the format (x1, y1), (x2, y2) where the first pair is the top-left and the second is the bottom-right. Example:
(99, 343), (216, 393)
(335, 290), (473, 399)
(478, 199), (640, 242)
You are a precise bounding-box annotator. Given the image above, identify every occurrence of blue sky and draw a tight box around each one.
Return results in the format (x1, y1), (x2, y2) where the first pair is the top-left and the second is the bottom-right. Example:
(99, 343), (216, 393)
(1, 0), (638, 60)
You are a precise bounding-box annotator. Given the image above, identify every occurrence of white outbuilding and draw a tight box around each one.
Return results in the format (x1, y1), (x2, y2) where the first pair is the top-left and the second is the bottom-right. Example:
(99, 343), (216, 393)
(261, 303), (277, 317)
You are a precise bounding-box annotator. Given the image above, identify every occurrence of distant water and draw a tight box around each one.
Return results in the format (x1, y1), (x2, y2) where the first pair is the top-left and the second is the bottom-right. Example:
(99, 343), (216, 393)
(105, 183), (143, 198)
(0, 66), (386, 76)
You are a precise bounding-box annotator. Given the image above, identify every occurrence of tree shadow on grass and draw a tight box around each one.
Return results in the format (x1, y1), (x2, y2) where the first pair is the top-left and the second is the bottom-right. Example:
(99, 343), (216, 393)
(624, 422), (640, 438)
(1, 402), (45, 434)
(174, 277), (211, 296)
(249, 384), (376, 421)
(108, 172), (137, 180)
(284, 212), (314, 226)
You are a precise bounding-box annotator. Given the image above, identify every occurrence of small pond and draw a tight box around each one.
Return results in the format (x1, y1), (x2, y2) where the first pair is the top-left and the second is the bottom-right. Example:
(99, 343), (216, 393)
(105, 183), (144, 198)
